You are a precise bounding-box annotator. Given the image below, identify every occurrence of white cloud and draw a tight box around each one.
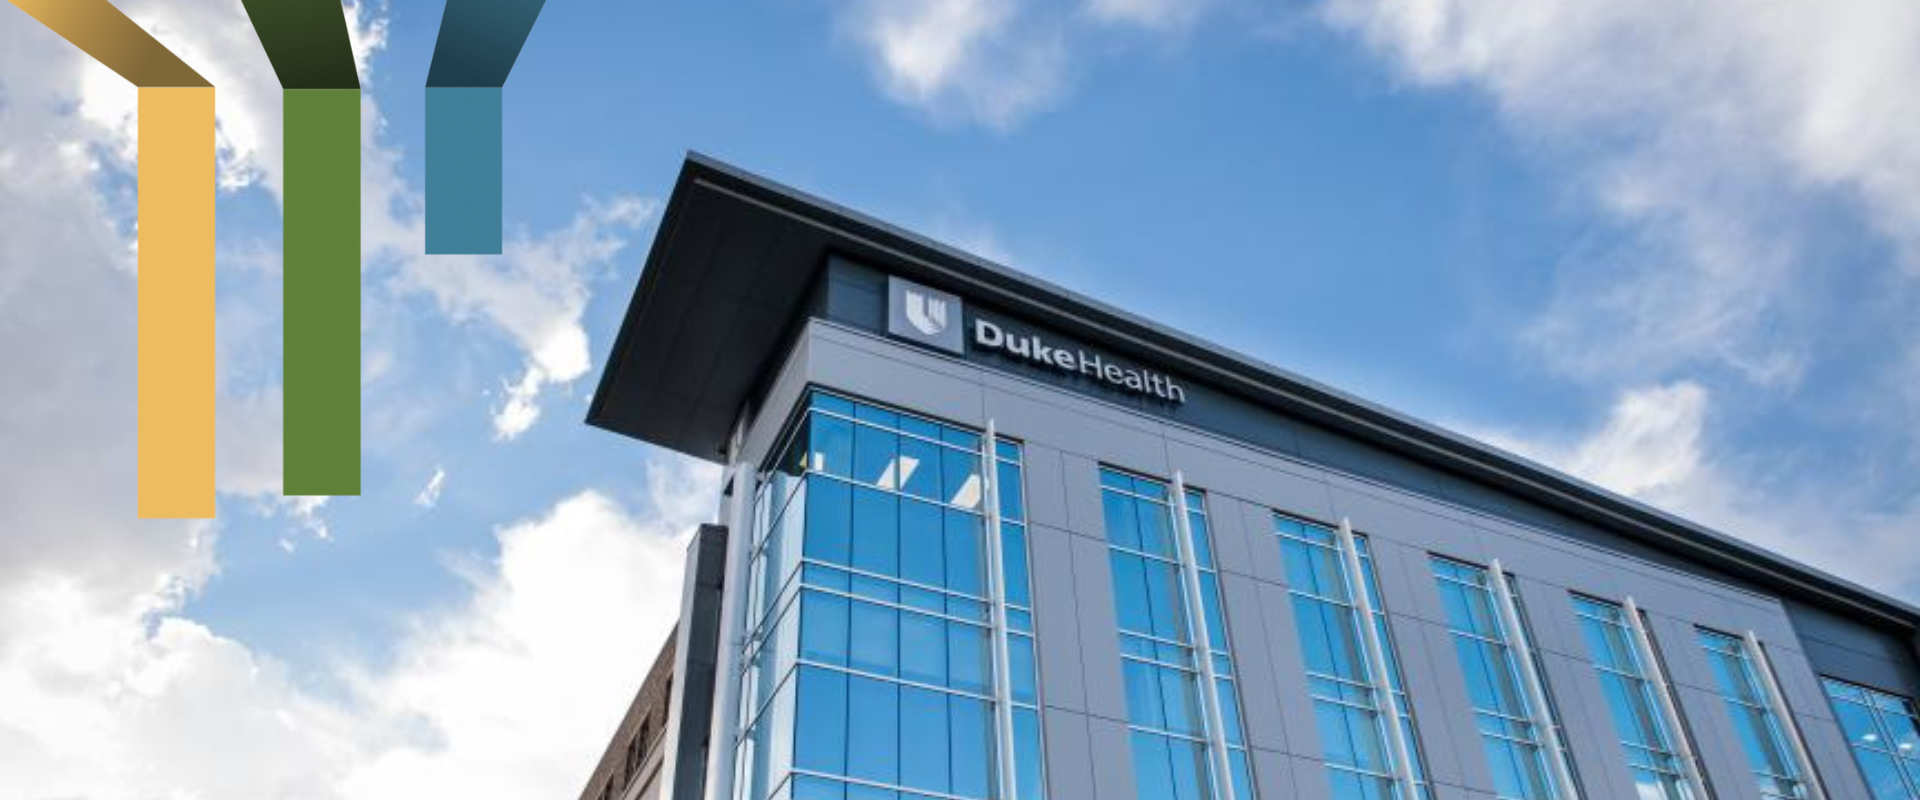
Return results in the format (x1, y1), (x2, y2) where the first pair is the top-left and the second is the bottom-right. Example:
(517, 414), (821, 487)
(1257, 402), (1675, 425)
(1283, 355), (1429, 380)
(1084, 0), (1213, 30)
(1320, 0), (1920, 384)
(842, 0), (1068, 128)
(0, 458), (717, 800)
(414, 466), (449, 508)
(353, 89), (657, 439)
(1470, 384), (1920, 601)
(2, 6), (707, 798)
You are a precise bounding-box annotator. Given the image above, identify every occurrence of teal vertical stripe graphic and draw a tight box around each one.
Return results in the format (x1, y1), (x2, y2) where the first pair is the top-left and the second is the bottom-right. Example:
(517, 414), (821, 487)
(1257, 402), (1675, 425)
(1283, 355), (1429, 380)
(283, 89), (361, 495)
(426, 87), (504, 255)
(424, 0), (549, 254)
(237, 0), (363, 496)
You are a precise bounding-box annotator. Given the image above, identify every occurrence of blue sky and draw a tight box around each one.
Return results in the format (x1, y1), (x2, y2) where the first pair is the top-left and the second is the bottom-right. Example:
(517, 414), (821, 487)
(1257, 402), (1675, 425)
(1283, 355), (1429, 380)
(3, 0), (1918, 798)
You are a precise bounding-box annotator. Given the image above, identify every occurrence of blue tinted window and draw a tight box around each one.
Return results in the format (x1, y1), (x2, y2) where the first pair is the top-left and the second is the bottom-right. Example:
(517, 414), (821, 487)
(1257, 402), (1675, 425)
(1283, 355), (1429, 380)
(847, 675), (899, 783)
(1103, 468), (1251, 800)
(1430, 557), (1563, 800)
(1571, 597), (1693, 800)
(739, 393), (1043, 800)
(795, 667), (848, 774)
(801, 591), (849, 666)
(1699, 630), (1809, 800)
(900, 686), (951, 793)
(1826, 678), (1919, 800)
(898, 499), (944, 588)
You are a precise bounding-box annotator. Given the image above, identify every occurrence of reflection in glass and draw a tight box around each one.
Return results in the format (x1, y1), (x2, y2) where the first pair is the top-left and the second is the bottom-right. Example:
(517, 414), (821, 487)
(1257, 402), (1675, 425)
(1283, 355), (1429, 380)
(1697, 630), (1809, 800)
(1824, 678), (1920, 800)
(1430, 558), (1565, 800)
(732, 391), (1045, 800)
(1277, 517), (1429, 800)
(1102, 468), (1253, 800)
(1571, 597), (1693, 800)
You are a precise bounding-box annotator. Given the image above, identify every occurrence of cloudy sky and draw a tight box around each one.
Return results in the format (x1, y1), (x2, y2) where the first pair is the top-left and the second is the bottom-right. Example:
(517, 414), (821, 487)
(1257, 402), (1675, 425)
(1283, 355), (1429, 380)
(2, 0), (1917, 798)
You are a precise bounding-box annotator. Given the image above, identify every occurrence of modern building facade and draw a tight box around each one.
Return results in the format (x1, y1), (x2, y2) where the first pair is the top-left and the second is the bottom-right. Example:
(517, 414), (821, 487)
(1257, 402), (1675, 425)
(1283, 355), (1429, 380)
(580, 155), (1920, 800)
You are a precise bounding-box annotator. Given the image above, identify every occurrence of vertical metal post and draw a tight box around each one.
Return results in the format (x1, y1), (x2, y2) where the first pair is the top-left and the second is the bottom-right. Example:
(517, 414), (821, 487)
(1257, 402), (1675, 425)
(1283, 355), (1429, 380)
(1743, 632), (1828, 800)
(1622, 597), (1709, 800)
(703, 418), (756, 800)
(982, 421), (1021, 800)
(1335, 518), (1422, 800)
(1170, 471), (1240, 800)
(1487, 560), (1580, 800)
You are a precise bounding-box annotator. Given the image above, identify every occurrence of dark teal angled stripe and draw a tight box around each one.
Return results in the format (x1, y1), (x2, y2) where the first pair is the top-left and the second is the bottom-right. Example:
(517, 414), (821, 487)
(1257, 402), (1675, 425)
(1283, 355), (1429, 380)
(426, 87), (503, 254)
(426, 0), (548, 87)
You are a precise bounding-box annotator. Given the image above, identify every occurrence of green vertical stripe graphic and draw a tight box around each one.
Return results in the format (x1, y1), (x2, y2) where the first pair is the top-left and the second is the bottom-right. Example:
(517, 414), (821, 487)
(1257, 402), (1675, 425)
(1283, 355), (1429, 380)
(283, 89), (360, 495)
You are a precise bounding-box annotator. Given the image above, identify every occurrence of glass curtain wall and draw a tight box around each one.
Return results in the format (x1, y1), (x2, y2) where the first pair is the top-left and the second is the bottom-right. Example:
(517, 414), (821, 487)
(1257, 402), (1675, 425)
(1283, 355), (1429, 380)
(732, 391), (1044, 800)
(1100, 468), (1255, 800)
(1823, 679), (1920, 800)
(1275, 516), (1429, 800)
(1430, 558), (1567, 800)
(1569, 598), (1694, 800)
(1696, 630), (1809, 800)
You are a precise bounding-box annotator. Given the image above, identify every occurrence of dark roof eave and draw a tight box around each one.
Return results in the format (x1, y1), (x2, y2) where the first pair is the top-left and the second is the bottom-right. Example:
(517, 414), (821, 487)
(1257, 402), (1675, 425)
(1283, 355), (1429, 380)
(591, 152), (1920, 633)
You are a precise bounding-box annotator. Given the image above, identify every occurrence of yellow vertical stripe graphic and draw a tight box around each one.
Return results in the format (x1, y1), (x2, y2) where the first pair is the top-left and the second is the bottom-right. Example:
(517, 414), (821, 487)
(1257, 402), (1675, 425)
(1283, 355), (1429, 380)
(8, 0), (216, 517)
(137, 87), (216, 518)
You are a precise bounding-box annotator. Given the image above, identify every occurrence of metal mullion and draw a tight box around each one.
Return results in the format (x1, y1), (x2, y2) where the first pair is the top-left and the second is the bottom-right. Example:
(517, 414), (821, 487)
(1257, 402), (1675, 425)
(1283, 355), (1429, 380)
(1743, 631), (1829, 800)
(1336, 518), (1423, 800)
(1487, 560), (1580, 800)
(1172, 471), (1240, 800)
(1622, 597), (1710, 800)
(983, 420), (1020, 800)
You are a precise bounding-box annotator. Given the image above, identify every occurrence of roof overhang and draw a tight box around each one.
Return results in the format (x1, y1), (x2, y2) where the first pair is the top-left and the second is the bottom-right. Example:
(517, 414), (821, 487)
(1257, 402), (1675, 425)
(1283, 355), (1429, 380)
(590, 153), (1920, 632)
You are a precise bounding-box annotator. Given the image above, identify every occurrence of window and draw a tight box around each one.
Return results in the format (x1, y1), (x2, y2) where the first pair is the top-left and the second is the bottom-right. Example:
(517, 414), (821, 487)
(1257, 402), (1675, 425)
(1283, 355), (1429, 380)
(732, 391), (1043, 800)
(1570, 597), (1694, 800)
(1276, 516), (1428, 800)
(1823, 679), (1919, 800)
(1429, 558), (1569, 800)
(1696, 630), (1809, 800)
(1101, 468), (1254, 800)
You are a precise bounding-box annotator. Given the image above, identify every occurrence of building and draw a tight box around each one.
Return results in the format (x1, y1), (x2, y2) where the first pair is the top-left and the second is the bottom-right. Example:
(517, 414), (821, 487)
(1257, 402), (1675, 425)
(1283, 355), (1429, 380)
(579, 154), (1920, 800)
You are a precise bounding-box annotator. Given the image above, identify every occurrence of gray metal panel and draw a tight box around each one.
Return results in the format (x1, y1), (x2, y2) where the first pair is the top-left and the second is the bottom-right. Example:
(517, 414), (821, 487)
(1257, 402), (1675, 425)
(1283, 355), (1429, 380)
(1371, 539), (1440, 628)
(1088, 716), (1141, 800)
(1290, 754), (1335, 800)
(1041, 708), (1097, 800)
(1797, 713), (1870, 800)
(1206, 494), (1257, 579)
(1538, 649), (1631, 800)
(1404, 617), (1496, 791)
(1475, 530), (1620, 604)
(1244, 501), (1287, 587)
(1062, 455), (1106, 541)
(1675, 682), (1764, 800)
(1030, 523), (1087, 712)
(1070, 533), (1129, 722)
(1256, 581), (1316, 755)
(1514, 577), (1581, 660)
(806, 325), (986, 428)
(1164, 433), (1333, 524)
(1333, 482), (1487, 568)
(1022, 444), (1070, 532)
(1221, 572), (1288, 752)
(739, 331), (812, 468)
(1251, 748), (1296, 800)
(1765, 645), (1837, 723)
(983, 373), (1168, 480)
(1647, 613), (1714, 693)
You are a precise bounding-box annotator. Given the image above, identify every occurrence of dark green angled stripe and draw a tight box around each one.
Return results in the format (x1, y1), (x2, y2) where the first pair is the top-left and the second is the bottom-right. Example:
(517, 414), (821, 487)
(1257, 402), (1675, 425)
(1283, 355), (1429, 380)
(426, 0), (549, 87)
(282, 89), (361, 495)
(239, 0), (359, 88)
